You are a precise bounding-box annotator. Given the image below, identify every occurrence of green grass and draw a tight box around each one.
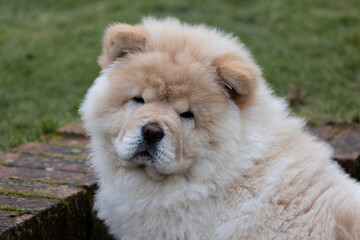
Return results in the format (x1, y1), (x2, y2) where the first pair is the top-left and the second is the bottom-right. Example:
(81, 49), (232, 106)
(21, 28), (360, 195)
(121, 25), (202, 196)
(0, 0), (359, 151)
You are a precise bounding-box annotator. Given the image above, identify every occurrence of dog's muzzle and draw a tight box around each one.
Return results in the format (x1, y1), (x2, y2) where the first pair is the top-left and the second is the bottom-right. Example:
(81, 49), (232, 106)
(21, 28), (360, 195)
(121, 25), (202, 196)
(116, 122), (176, 178)
(129, 123), (164, 162)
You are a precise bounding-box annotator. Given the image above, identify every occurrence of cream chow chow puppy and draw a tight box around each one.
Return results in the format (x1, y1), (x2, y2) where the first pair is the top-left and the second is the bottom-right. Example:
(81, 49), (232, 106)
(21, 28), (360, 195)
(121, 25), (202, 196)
(80, 17), (360, 240)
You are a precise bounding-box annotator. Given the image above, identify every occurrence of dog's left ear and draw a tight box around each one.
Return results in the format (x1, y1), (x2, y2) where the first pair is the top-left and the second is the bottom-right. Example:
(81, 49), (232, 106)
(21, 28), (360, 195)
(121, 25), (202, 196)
(98, 23), (148, 68)
(214, 54), (261, 108)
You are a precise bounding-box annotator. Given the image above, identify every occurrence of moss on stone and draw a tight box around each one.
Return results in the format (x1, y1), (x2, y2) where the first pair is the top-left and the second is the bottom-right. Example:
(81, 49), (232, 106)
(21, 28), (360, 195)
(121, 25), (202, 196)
(15, 231), (21, 239)
(34, 152), (87, 161)
(9, 176), (68, 186)
(328, 127), (343, 141)
(40, 133), (87, 149)
(0, 189), (67, 206)
(26, 229), (33, 236)
(0, 204), (38, 217)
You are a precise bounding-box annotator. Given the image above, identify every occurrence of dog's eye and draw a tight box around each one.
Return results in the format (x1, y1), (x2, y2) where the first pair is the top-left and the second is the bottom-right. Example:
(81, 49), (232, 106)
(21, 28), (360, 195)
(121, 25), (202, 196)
(132, 97), (145, 104)
(180, 111), (194, 119)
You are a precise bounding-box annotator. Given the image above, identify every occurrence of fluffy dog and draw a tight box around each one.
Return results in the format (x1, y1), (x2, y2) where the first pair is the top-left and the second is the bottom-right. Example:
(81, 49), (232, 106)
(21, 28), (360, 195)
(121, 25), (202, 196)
(80, 17), (360, 239)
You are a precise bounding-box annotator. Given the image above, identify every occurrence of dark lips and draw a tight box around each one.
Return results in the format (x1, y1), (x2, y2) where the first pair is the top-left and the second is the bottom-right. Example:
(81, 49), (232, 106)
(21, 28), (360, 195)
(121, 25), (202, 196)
(135, 150), (154, 163)
(137, 151), (151, 158)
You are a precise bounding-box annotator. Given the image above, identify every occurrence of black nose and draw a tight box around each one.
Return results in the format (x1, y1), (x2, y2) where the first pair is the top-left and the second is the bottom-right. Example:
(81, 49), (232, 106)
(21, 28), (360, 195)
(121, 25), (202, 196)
(142, 123), (164, 144)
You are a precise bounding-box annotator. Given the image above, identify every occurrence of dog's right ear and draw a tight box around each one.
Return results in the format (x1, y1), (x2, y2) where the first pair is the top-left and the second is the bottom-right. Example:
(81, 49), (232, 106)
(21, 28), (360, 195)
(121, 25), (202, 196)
(98, 23), (148, 68)
(214, 54), (261, 108)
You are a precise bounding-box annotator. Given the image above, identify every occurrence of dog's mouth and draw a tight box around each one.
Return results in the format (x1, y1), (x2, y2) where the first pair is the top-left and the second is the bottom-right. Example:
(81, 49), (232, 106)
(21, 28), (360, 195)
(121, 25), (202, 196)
(134, 150), (154, 162)
(116, 143), (175, 181)
(116, 149), (155, 169)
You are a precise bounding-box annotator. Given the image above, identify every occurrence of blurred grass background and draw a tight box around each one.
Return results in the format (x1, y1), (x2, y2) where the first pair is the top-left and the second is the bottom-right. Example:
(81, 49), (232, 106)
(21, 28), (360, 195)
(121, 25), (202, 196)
(0, 0), (359, 152)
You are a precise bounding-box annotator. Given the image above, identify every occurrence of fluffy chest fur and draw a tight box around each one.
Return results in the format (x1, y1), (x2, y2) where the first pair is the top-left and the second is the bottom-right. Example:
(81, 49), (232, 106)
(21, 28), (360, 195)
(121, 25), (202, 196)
(94, 146), (338, 240)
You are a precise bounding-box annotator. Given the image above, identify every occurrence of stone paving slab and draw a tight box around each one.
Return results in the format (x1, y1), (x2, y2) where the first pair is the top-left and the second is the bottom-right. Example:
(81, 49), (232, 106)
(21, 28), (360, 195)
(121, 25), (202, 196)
(0, 211), (33, 236)
(308, 125), (339, 141)
(57, 121), (86, 136)
(0, 153), (91, 173)
(311, 125), (360, 180)
(331, 126), (360, 161)
(0, 166), (95, 186)
(0, 179), (82, 199)
(0, 194), (60, 211)
(309, 125), (360, 161)
(42, 133), (90, 148)
(16, 142), (89, 160)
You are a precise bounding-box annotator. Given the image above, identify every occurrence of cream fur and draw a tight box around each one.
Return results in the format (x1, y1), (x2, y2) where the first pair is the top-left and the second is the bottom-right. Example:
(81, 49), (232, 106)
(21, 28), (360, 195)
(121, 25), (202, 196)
(80, 17), (360, 240)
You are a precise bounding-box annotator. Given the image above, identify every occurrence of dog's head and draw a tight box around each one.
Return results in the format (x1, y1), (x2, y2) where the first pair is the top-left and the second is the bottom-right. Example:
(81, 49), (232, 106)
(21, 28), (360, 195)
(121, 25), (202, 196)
(81, 18), (262, 181)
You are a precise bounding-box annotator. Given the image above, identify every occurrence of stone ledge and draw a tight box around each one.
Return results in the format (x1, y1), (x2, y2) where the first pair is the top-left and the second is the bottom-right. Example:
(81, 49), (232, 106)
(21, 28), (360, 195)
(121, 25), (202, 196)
(0, 122), (114, 240)
(308, 124), (360, 180)
(0, 121), (359, 239)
